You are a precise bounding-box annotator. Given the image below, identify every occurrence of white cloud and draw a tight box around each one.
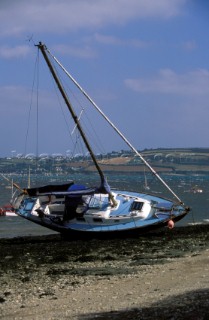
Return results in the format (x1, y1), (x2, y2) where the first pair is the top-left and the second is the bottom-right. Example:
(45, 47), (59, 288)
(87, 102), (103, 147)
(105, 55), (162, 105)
(93, 33), (149, 48)
(0, 45), (30, 58)
(124, 69), (209, 96)
(53, 44), (97, 59)
(0, 0), (187, 37)
(0, 42), (95, 60)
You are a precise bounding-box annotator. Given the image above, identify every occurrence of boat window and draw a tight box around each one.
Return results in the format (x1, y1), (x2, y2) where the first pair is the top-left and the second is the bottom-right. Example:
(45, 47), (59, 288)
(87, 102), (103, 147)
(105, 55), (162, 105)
(130, 201), (144, 211)
(24, 201), (35, 211)
(88, 195), (109, 209)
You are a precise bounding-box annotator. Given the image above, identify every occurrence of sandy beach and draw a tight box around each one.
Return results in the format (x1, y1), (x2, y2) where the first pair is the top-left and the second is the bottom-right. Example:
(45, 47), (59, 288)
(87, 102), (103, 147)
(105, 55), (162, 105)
(1, 225), (209, 319)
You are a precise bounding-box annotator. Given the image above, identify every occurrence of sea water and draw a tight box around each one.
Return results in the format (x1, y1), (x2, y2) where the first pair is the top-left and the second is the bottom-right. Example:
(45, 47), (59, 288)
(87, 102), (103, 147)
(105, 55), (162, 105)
(0, 172), (208, 239)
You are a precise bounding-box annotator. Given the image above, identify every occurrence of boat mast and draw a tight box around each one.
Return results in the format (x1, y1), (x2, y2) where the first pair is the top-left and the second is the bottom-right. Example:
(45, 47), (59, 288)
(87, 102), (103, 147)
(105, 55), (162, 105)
(37, 42), (116, 205)
(46, 46), (183, 204)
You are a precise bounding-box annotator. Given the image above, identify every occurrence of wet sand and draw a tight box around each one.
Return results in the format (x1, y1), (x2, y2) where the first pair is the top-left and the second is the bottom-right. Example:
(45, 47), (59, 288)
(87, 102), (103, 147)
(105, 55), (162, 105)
(1, 225), (209, 319)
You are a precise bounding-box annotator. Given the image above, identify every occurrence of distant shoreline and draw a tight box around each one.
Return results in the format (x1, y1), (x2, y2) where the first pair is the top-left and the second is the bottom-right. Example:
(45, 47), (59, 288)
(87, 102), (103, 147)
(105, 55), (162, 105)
(1, 147), (209, 174)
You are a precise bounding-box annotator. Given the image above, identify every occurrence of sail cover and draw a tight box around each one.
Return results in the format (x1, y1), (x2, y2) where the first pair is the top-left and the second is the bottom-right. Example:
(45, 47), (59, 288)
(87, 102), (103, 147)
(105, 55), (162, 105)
(26, 182), (74, 196)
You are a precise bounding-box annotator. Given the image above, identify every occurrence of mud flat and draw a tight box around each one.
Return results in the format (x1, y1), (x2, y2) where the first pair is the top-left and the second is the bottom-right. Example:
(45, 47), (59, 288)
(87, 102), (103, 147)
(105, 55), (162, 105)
(0, 225), (209, 319)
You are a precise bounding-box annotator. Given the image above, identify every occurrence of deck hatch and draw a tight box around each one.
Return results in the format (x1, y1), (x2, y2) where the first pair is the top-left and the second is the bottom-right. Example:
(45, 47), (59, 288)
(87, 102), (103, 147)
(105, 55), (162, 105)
(130, 201), (144, 211)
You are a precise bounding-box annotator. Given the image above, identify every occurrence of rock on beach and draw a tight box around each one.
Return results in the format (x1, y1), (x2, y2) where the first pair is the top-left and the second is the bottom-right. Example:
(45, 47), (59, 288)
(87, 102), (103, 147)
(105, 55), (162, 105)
(0, 225), (209, 319)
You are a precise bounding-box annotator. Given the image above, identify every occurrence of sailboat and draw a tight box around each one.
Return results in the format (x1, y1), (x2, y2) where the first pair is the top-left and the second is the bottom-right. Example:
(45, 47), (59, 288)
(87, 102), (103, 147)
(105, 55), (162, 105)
(0, 203), (17, 217)
(0, 174), (17, 216)
(12, 42), (190, 238)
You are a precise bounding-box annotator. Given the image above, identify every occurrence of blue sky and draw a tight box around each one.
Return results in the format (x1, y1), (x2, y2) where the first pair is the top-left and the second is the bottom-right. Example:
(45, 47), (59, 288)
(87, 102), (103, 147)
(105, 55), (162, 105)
(0, 0), (209, 157)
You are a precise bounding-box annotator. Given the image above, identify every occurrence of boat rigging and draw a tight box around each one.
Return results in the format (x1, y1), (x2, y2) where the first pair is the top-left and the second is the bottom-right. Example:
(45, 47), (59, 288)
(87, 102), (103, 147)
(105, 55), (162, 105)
(11, 42), (190, 238)
(45, 43), (183, 204)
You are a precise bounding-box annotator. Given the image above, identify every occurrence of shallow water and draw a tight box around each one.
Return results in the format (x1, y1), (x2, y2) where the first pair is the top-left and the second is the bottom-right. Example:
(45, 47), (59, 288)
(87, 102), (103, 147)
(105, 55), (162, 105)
(0, 172), (208, 238)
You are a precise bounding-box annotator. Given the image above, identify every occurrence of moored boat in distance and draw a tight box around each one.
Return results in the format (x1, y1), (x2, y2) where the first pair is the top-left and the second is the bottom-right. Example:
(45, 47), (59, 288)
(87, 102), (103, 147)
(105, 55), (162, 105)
(12, 42), (190, 238)
(0, 204), (17, 217)
(190, 185), (203, 193)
